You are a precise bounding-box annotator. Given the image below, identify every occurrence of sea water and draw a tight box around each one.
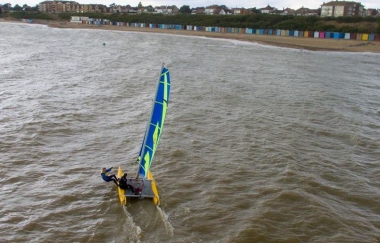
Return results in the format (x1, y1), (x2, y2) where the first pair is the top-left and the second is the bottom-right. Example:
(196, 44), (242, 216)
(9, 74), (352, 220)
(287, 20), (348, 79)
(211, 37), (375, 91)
(1, 22), (380, 242)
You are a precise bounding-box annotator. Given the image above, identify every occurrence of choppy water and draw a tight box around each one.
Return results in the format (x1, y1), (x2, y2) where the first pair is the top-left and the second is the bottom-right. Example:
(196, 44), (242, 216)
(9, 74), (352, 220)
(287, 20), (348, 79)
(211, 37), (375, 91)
(1, 22), (380, 243)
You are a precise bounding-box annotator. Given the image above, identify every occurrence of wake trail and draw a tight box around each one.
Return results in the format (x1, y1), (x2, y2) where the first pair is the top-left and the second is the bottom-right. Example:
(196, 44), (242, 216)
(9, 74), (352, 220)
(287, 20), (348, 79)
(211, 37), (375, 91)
(123, 206), (142, 242)
(156, 205), (174, 237)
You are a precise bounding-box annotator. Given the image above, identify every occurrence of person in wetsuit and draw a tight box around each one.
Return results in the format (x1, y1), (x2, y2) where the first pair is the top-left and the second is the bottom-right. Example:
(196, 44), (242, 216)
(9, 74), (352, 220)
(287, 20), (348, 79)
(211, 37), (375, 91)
(101, 167), (118, 185)
(118, 173), (135, 193)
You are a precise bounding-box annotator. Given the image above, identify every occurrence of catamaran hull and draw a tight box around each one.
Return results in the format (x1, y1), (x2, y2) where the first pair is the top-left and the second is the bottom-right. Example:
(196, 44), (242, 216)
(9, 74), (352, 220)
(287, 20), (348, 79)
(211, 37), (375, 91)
(117, 166), (160, 206)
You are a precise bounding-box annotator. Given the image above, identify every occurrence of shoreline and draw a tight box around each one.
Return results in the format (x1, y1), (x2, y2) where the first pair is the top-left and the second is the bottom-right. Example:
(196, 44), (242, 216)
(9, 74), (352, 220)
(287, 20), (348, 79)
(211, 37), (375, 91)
(2, 18), (380, 53)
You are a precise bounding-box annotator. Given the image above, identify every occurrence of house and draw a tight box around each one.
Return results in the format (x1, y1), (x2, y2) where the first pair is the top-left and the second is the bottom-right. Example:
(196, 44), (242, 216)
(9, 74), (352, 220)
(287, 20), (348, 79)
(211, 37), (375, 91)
(214, 7), (232, 15)
(112, 5), (129, 13)
(191, 7), (205, 14)
(282, 8), (296, 15)
(1, 3), (11, 10)
(364, 8), (377, 16)
(260, 5), (276, 14)
(295, 6), (319, 16)
(204, 5), (231, 15)
(320, 1), (364, 17)
(231, 8), (251, 15)
(154, 5), (176, 14)
(128, 7), (138, 13)
(204, 5), (218, 15)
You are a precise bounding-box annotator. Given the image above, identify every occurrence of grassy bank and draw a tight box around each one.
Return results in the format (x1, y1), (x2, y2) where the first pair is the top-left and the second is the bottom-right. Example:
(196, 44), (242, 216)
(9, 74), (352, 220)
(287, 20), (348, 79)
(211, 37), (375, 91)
(2, 11), (380, 34)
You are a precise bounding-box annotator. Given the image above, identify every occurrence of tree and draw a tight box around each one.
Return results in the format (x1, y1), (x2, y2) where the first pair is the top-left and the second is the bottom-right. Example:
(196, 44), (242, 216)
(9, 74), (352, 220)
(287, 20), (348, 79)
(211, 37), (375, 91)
(249, 7), (260, 14)
(13, 4), (22, 11)
(146, 5), (154, 12)
(109, 3), (115, 8)
(179, 5), (191, 14)
(138, 2), (142, 8)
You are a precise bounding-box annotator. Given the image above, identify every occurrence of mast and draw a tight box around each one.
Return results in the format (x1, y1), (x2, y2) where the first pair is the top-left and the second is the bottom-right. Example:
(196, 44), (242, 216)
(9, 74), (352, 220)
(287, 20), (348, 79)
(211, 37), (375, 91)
(135, 63), (165, 179)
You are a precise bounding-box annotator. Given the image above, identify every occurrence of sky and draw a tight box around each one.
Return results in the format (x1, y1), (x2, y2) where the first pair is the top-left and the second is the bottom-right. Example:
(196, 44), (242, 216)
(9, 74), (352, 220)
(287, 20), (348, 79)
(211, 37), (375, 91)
(3, 0), (379, 10)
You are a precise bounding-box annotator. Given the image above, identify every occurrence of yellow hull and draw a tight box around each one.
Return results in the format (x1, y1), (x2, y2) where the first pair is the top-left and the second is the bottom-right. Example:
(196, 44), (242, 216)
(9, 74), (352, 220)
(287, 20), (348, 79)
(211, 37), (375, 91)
(117, 167), (160, 206)
(117, 166), (126, 205)
(147, 170), (160, 206)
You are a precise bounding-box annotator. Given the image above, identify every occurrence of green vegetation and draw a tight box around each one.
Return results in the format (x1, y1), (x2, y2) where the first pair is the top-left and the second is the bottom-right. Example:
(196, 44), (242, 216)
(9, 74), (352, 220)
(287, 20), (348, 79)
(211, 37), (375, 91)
(3, 11), (380, 34)
(1, 11), (54, 20)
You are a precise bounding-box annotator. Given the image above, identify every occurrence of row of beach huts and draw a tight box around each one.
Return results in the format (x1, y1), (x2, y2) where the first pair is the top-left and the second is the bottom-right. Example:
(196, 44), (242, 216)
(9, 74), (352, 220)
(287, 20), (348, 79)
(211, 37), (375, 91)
(71, 16), (380, 41)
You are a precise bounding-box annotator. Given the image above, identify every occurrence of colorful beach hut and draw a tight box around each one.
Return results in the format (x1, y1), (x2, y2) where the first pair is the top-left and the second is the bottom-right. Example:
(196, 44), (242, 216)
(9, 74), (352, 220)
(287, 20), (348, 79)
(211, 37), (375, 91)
(361, 34), (369, 41)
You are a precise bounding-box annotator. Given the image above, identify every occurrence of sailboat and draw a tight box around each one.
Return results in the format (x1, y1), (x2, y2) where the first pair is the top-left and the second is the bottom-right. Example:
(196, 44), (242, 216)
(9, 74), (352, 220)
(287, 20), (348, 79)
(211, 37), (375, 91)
(117, 64), (171, 206)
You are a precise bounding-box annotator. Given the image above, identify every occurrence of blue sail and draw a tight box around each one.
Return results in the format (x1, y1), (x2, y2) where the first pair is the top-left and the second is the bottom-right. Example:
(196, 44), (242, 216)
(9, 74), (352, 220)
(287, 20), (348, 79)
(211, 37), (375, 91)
(136, 65), (170, 179)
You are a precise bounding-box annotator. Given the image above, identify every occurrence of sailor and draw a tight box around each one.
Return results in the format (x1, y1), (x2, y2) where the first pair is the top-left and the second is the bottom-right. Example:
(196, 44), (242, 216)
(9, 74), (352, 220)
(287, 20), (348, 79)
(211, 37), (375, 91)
(101, 167), (118, 185)
(118, 173), (135, 193)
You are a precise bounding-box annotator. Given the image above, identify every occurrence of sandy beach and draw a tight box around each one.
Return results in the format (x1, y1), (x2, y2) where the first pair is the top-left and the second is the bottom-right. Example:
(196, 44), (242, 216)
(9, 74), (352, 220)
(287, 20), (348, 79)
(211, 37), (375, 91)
(3, 19), (380, 53)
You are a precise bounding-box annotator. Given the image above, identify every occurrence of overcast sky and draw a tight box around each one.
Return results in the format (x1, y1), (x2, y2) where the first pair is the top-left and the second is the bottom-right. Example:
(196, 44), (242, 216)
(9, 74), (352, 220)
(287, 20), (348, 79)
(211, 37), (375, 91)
(4, 0), (380, 10)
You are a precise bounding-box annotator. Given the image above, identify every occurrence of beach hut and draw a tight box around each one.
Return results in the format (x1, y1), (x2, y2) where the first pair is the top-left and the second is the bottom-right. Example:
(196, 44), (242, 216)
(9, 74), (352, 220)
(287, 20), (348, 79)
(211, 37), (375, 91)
(356, 33), (363, 40)
(319, 32), (325, 38)
(325, 32), (332, 38)
(281, 30), (286, 36)
(333, 32), (344, 39)
(350, 33), (357, 39)
(361, 34), (369, 41)
(344, 33), (350, 39)
(294, 30), (299, 37)
(255, 29), (260, 34)
(375, 34), (380, 41)
(298, 31), (304, 37)
(285, 30), (289, 36)
(289, 30), (295, 37)
(259, 29), (264, 35)
(314, 31), (319, 38)
(276, 29), (281, 35)
(368, 34), (375, 41)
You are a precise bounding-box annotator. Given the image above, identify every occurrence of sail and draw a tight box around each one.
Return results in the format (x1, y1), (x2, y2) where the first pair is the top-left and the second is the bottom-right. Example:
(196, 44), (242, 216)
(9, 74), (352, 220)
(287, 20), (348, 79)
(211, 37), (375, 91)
(136, 65), (170, 179)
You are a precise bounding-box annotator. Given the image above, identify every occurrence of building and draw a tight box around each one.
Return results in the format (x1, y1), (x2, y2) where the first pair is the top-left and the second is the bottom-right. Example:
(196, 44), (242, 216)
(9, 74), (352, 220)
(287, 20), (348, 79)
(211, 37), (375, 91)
(231, 8), (251, 15)
(1, 3), (12, 10)
(295, 7), (319, 16)
(191, 7), (205, 14)
(154, 5), (178, 14)
(38, 1), (107, 13)
(320, 1), (364, 17)
(260, 5), (276, 14)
